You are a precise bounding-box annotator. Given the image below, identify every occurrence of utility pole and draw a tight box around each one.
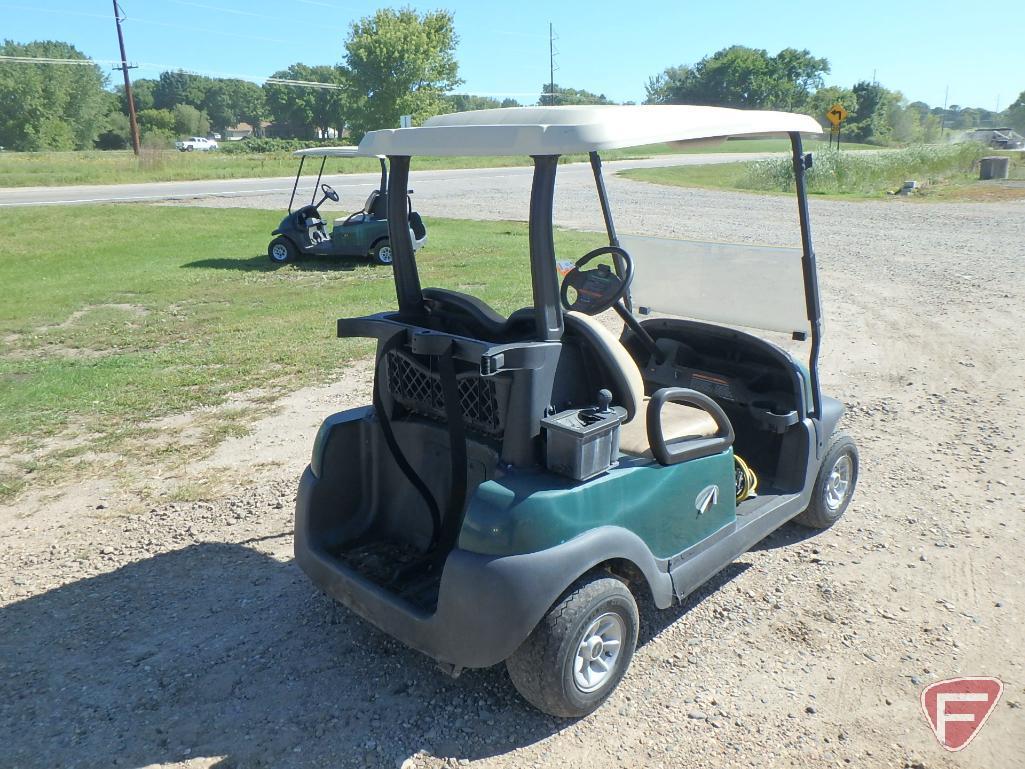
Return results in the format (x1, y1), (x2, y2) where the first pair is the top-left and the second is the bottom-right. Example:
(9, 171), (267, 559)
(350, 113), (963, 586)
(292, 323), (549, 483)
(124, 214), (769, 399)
(942, 84), (949, 138)
(548, 22), (557, 106)
(112, 0), (141, 155)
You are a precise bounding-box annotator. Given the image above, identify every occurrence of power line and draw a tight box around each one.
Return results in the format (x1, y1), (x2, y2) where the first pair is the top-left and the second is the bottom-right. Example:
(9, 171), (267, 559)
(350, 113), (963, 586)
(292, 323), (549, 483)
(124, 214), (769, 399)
(0, 55), (100, 65)
(164, 0), (351, 32)
(0, 54), (348, 92)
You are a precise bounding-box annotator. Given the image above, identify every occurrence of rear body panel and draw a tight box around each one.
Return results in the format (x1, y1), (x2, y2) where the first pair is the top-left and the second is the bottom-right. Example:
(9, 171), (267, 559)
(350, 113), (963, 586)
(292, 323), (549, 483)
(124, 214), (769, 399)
(458, 451), (735, 559)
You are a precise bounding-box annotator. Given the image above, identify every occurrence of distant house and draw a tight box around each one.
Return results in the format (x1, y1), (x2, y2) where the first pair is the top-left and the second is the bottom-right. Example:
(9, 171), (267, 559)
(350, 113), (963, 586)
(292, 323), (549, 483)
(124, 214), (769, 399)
(224, 121), (274, 141)
(225, 122), (348, 141)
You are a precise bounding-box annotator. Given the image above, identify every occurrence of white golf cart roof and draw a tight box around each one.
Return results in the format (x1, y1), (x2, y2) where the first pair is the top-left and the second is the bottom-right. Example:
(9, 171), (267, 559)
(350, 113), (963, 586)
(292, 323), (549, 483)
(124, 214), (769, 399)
(293, 146), (374, 158)
(357, 105), (822, 157)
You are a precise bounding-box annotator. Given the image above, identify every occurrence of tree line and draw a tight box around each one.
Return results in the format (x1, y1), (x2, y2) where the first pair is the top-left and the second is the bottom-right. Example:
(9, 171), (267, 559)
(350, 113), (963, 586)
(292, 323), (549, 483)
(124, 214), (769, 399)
(643, 45), (1020, 145)
(2, 23), (1022, 152)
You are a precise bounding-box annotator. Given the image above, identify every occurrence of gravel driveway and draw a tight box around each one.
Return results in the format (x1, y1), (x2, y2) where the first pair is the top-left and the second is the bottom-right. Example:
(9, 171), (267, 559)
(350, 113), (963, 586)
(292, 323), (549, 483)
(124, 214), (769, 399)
(2, 172), (1023, 768)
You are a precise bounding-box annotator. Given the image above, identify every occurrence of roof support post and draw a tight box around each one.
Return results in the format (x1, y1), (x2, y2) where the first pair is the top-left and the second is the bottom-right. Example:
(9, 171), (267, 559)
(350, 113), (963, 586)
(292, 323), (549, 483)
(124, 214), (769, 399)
(528, 155), (564, 342)
(588, 151), (620, 248)
(789, 132), (823, 424)
(386, 155), (425, 317)
(311, 156), (327, 206)
(288, 155), (305, 213)
(589, 150), (634, 313)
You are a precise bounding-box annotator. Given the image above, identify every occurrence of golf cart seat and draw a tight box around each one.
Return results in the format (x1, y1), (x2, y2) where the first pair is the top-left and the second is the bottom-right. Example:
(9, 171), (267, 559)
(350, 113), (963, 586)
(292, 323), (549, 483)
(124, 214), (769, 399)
(564, 312), (719, 458)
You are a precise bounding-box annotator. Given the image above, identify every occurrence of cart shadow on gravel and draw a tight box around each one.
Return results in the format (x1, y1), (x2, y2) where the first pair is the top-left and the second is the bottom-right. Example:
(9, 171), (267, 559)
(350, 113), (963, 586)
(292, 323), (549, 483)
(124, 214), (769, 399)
(0, 542), (761, 769)
(181, 254), (363, 272)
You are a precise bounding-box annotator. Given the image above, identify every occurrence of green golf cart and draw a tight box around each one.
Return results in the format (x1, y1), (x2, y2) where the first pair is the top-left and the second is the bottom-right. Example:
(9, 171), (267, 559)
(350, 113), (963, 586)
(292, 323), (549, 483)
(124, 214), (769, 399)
(268, 146), (427, 265)
(294, 106), (859, 717)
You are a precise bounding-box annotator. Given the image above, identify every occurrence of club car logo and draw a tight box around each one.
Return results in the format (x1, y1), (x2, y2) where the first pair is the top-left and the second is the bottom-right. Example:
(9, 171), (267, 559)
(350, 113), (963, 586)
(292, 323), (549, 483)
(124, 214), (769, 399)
(920, 677), (1003, 751)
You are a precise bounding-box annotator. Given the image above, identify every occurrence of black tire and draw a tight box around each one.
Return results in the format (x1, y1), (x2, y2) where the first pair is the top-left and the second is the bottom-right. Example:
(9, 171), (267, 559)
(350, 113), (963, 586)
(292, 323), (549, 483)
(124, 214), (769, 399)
(185, 145), (194, 152)
(506, 575), (638, 718)
(268, 236), (296, 264)
(794, 429), (858, 529)
(370, 240), (393, 266)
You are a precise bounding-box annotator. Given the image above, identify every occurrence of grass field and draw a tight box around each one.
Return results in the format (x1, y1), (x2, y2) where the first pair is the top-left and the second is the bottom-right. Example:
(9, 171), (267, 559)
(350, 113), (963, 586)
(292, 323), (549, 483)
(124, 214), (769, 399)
(0, 137), (875, 188)
(0, 205), (604, 499)
(621, 143), (1016, 199)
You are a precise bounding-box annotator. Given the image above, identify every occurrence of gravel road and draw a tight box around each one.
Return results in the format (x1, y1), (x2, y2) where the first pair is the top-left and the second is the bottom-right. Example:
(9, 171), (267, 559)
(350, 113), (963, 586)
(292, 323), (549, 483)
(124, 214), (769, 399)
(2, 173), (1023, 768)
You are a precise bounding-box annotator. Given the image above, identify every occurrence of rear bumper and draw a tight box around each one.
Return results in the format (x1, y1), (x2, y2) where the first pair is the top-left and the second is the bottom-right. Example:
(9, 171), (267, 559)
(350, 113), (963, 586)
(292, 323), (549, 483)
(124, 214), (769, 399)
(295, 466), (563, 669)
(295, 465), (663, 669)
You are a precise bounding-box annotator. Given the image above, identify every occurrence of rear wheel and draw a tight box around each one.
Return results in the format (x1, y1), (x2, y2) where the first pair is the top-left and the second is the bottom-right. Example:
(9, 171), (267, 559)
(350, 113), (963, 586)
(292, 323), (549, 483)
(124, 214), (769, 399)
(794, 430), (858, 529)
(370, 240), (393, 266)
(506, 575), (638, 718)
(268, 236), (296, 264)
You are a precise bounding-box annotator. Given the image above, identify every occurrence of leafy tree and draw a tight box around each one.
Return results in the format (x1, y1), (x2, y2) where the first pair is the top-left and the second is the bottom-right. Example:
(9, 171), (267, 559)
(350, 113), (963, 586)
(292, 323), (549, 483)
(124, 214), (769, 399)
(96, 110), (131, 150)
(153, 70), (213, 111)
(845, 81), (891, 143)
(0, 40), (109, 150)
(136, 108), (175, 134)
(445, 93), (503, 112)
(500, 97), (521, 108)
(171, 104), (210, 136)
(203, 79), (266, 133)
(264, 64), (346, 139)
(768, 48), (829, 110)
(802, 85), (858, 129)
(115, 77), (156, 114)
(645, 46), (828, 110)
(1006, 91), (1025, 133)
(539, 83), (612, 106)
(344, 8), (461, 139)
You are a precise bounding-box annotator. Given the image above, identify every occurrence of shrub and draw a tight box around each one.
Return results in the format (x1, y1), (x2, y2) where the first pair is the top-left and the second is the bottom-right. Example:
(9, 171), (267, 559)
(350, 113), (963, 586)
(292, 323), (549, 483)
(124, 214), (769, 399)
(743, 142), (989, 195)
(219, 137), (348, 154)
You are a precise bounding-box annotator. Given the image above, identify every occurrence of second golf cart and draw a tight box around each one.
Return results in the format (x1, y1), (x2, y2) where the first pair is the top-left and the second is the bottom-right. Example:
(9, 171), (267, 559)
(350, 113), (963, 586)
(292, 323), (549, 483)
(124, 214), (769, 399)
(293, 106), (859, 717)
(268, 146), (427, 265)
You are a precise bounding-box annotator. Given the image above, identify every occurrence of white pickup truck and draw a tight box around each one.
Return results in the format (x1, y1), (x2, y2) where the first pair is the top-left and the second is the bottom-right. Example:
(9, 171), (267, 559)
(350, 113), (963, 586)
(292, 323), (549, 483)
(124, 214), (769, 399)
(175, 136), (219, 152)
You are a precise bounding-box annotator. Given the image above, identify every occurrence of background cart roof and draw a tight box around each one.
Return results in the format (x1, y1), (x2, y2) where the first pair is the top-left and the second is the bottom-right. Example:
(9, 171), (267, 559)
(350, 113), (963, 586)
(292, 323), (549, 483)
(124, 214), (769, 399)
(357, 105), (823, 157)
(293, 146), (381, 158)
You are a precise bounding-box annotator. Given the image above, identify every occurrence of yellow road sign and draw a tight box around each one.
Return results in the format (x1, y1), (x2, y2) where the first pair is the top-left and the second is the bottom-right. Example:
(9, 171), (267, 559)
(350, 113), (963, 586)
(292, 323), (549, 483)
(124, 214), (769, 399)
(826, 103), (849, 127)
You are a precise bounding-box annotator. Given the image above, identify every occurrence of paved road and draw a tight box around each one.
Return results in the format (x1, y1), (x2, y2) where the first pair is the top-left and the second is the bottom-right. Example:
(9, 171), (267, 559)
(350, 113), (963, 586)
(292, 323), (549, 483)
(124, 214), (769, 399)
(0, 152), (777, 208)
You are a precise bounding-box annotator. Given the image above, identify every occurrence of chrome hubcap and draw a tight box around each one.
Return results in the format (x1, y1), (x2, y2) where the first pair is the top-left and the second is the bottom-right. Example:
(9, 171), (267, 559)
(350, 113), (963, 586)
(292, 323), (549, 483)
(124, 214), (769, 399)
(271, 244), (288, 261)
(573, 612), (624, 693)
(824, 454), (853, 511)
(378, 245), (393, 264)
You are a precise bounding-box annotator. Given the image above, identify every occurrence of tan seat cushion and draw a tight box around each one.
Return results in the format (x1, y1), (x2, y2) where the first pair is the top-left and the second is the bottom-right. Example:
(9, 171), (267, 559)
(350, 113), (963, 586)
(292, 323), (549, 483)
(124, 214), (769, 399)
(619, 398), (719, 459)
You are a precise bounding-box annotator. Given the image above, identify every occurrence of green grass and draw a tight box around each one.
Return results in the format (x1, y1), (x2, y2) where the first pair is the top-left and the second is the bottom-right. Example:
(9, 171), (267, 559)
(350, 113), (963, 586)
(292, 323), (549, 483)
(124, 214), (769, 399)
(0, 137), (878, 188)
(0, 205), (602, 497)
(621, 143), (999, 199)
(0, 145), (686, 187)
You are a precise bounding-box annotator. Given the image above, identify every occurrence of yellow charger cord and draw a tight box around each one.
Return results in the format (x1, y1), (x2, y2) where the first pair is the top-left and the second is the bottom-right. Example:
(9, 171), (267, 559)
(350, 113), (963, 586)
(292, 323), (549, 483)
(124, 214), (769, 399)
(735, 454), (758, 502)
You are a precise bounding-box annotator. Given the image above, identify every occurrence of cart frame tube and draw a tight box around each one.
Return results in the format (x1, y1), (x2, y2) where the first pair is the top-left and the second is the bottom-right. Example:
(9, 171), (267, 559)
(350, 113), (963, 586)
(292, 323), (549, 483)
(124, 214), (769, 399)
(385, 155), (425, 317)
(310, 156), (327, 206)
(529, 156), (564, 342)
(288, 155), (305, 214)
(789, 132), (823, 421)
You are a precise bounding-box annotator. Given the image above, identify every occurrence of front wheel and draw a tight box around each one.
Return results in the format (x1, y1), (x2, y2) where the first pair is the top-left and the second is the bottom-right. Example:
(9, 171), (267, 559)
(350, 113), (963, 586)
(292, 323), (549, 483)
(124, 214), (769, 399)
(506, 575), (638, 718)
(370, 240), (393, 266)
(794, 430), (858, 529)
(268, 236), (296, 264)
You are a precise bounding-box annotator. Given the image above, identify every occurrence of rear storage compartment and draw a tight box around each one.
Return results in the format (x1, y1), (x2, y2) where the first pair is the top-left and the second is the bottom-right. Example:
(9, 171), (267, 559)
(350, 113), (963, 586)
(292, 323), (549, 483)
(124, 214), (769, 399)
(301, 350), (503, 613)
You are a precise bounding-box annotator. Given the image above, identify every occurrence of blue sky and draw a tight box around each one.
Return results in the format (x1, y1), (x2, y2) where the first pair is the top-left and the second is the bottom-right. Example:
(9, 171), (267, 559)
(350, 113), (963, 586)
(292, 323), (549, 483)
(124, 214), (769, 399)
(2, 0), (1022, 110)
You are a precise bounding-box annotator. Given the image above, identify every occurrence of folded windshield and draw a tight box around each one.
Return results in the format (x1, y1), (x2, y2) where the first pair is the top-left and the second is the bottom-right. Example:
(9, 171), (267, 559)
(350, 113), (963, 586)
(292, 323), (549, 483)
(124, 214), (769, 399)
(622, 235), (810, 337)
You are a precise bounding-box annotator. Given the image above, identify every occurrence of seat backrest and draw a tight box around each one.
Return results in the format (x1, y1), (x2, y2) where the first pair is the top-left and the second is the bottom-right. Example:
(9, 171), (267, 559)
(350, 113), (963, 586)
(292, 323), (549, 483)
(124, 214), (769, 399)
(363, 190), (379, 215)
(564, 311), (644, 422)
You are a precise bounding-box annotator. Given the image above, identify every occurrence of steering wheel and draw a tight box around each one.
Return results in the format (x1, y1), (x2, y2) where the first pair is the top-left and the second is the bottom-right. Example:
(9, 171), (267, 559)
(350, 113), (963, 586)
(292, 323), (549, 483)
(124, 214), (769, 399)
(321, 183), (339, 202)
(560, 246), (634, 316)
